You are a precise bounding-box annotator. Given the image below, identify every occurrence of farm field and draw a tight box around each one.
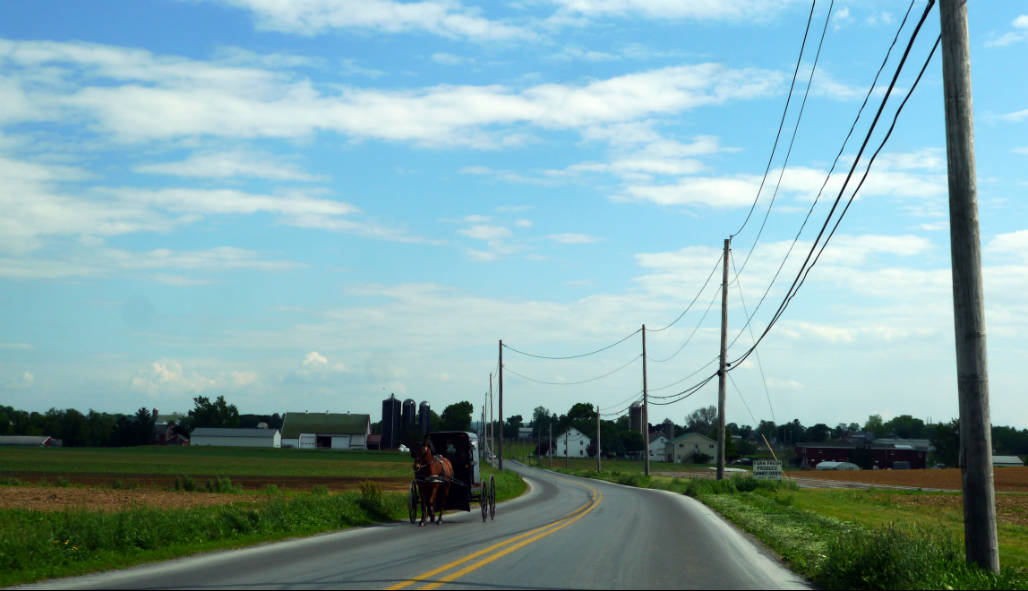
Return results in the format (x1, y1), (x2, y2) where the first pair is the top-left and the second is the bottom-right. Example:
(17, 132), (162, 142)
(793, 466), (1028, 492)
(0, 485), (264, 511)
(0, 446), (414, 491)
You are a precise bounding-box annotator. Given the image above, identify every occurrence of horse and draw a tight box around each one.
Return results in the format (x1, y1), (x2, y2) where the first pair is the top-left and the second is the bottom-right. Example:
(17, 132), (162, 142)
(412, 438), (453, 526)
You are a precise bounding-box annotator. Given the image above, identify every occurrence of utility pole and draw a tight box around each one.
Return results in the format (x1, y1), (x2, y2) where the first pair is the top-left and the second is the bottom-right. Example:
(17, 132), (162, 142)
(549, 422), (553, 468)
(498, 340), (504, 471)
(489, 373), (494, 462)
(716, 238), (731, 481)
(565, 430), (569, 468)
(642, 324), (650, 477)
(596, 403), (602, 472)
(940, 0), (998, 573)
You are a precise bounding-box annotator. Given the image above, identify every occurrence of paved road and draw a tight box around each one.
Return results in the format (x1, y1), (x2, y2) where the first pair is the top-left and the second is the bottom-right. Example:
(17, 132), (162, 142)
(20, 462), (809, 590)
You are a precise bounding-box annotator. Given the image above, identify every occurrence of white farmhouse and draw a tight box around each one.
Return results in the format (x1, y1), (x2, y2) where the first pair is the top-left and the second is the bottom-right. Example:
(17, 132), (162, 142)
(671, 432), (717, 463)
(648, 433), (672, 463)
(553, 427), (591, 458)
(280, 412), (371, 450)
(189, 427), (281, 448)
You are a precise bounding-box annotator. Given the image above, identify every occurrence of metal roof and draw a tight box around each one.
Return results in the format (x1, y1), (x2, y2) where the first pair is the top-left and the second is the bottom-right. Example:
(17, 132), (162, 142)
(0, 435), (53, 446)
(190, 427), (279, 438)
(280, 412), (370, 439)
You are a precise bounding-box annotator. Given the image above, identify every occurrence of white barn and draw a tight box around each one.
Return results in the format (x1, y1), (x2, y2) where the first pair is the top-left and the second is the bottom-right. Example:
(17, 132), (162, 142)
(553, 427), (591, 458)
(189, 427), (281, 448)
(280, 412), (371, 450)
(648, 433), (672, 462)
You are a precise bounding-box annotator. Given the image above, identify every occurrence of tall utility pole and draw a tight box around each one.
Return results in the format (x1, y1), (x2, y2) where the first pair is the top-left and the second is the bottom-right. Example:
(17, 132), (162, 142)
(489, 373), (494, 461)
(642, 324), (650, 477)
(565, 430), (569, 468)
(596, 403), (602, 472)
(549, 422), (553, 468)
(498, 340), (504, 471)
(939, 0), (998, 573)
(716, 238), (731, 481)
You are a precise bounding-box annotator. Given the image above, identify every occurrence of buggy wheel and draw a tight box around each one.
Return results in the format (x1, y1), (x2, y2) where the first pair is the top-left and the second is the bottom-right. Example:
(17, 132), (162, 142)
(480, 483), (488, 522)
(488, 475), (496, 520)
(408, 481), (418, 525)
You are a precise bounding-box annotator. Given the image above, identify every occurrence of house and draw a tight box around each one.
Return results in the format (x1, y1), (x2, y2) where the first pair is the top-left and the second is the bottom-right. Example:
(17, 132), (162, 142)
(671, 432), (716, 463)
(280, 412), (371, 449)
(648, 433), (672, 463)
(994, 455), (1023, 467)
(153, 412), (189, 446)
(553, 427), (590, 458)
(0, 435), (60, 447)
(366, 434), (382, 450)
(190, 427), (281, 448)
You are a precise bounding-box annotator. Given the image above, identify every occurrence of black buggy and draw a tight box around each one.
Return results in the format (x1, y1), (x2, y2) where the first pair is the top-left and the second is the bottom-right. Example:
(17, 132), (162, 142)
(408, 431), (496, 523)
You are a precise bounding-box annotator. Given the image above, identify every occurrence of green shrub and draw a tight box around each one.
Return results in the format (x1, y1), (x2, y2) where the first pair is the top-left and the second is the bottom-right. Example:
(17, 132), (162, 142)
(0, 476), (24, 486)
(357, 481), (385, 516)
(172, 475), (197, 492)
(205, 476), (240, 494)
(54, 478), (70, 488)
(110, 479), (139, 490)
(263, 484), (280, 495)
(311, 485), (329, 496)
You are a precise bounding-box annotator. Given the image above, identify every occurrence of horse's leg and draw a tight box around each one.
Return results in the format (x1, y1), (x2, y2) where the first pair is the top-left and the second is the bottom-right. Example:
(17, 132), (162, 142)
(428, 482), (439, 524)
(436, 482), (449, 525)
(418, 484), (429, 527)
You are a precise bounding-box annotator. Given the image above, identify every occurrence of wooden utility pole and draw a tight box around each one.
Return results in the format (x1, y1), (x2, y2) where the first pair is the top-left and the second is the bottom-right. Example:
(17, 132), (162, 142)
(498, 340), (504, 471)
(596, 403), (602, 472)
(489, 373), (495, 462)
(549, 422), (553, 468)
(939, 0), (999, 573)
(565, 430), (569, 468)
(716, 238), (731, 481)
(642, 324), (650, 477)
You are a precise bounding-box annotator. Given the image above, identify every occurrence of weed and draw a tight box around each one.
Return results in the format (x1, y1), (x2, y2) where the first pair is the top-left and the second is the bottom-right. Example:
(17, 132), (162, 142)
(172, 475), (197, 492)
(54, 478), (70, 488)
(311, 484), (329, 495)
(205, 476), (240, 494)
(263, 484), (280, 495)
(0, 476), (23, 486)
(110, 479), (139, 490)
(357, 481), (385, 516)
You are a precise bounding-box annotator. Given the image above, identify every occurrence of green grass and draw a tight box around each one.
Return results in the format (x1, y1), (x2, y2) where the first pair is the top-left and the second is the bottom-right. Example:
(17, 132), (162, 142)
(553, 465), (1027, 589)
(0, 465), (528, 587)
(0, 446), (413, 478)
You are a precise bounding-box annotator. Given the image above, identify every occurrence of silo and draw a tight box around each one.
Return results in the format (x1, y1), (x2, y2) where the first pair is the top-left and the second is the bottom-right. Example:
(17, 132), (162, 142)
(418, 401), (431, 436)
(629, 401), (643, 435)
(402, 398), (416, 427)
(381, 394), (401, 449)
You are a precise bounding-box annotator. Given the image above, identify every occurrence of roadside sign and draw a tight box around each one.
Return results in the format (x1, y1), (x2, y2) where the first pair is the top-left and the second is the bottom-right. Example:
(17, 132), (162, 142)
(753, 459), (783, 481)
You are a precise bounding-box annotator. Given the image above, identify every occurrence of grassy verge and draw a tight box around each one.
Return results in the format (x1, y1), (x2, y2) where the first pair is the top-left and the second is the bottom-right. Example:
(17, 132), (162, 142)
(552, 466), (1027, 590)
(0, 466), (527, 587)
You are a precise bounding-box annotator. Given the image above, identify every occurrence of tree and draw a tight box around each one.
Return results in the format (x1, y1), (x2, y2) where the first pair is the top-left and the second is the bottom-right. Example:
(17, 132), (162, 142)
(863, 414), (886, 438)
(187, 395), (239, 430)
(531, 406), (552, 439)
(883, 414), (926, 439)
(686, 406), (718, 436)
(503, 414), (523, 439)
(806, 423), (830, 443)
(439, 401), (473, 431)
(930, 419), (959, 467)
(757, 420), (777, 443)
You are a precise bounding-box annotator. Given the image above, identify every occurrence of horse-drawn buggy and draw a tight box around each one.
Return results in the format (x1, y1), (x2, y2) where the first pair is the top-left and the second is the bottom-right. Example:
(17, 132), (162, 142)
(409, 431), (496, 525)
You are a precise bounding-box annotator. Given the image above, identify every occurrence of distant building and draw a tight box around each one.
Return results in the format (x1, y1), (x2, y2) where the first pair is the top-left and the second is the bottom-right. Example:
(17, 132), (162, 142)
(553, 427), (590, 458)
(648, 433), (672, 462)
(381, 394), (402, 449)
(517, 427), (534, 441)
(994, 455), (1023, 467)
(671, 432), (716, 463)
(0, 435), (60, 447)
(629, 402), (643, 435)
(190, 427), (281, 448)
(281, 412), (371, 450)
(794, 439), (928, 469)
(418, 401), (431, 436)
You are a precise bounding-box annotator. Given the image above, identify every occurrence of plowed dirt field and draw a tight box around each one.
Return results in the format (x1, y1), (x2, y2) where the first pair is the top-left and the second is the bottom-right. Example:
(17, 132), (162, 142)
(795, 466), (1028, 492)
(2, 472), (410, 493)
(0, 486), (263, 512)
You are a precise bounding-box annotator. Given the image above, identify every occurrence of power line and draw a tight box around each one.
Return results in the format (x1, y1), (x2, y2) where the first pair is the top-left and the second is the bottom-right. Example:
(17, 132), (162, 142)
(647, 372), (718, 406)
(502, 328), (641, 360)
(501, 354), (642, 386)
(647, 254), (722, 333)
(648, 356), (719, 396)
(732, 0), (817, 238)
(732, 0), (835, 280)
(727, 372), (759, 427)
(722, 0), (919, 356)
(731, 256), (776, 423)
(649, 287), (721, 363)
(729, 11), (940, 369)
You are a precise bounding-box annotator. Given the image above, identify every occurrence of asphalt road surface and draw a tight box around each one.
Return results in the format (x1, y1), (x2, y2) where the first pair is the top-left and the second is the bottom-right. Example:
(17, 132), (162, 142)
(20, 462), (810, 590)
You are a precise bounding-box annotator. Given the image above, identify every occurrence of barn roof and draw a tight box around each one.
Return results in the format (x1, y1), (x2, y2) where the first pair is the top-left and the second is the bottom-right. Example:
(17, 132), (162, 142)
(0, 435), (53, 446)
(280, 412), (370, 439)
(190, 427), (279, 438)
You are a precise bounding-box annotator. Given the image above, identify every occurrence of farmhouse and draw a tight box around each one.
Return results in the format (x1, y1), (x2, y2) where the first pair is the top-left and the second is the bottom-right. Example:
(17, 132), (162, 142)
(0, 435), (60, 447)
(189, 427), (281, 448)
(553, 427), (590, 458)
(280, 412), (371, 450)
(672, 432), (716, 463)
(648, 432), (672, 462)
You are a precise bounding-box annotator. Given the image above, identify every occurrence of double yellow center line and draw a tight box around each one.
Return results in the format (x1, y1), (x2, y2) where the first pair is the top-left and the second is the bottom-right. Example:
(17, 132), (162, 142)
(387, 481), (601, 590)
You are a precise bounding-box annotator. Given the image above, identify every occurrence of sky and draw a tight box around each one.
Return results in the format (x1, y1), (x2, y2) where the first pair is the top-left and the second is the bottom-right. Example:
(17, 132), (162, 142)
(1, 0), (1027, 431)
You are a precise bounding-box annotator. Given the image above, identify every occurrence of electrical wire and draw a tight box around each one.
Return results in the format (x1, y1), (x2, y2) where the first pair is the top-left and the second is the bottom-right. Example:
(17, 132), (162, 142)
(502, 328), (641, 360)
(648, 356), (720, 396)
(501, 354), (642, 386)
(722, 0), (918, 356)
(647, 254), (723, 333)
(733, 0), (818, 238)
(727, 372), (759, 427)
(649, 286), (720, 363)
(731, 0), (835, 280)
(731, 256), (776, 423)
(729, 16), (940, 369)
(647, 372), (718, 406)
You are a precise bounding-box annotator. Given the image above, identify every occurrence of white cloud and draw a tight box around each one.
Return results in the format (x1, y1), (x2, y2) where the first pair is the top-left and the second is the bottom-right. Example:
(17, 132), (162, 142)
(216, 0), (533, 41)
(432, 52), (470, 66)
(549, 0), (788, 21)
(988, 230), (1028, 263)
(303, 351), (328, 367)
(515, 219), (533, 228)
(135, 151), (321, 181)
(459, 224), (513, 241)
(986, 14), (1028, 47)
(1000, 108), (1028, 123)
(549, 233), (600, 244)
(0, 343), (33, 350)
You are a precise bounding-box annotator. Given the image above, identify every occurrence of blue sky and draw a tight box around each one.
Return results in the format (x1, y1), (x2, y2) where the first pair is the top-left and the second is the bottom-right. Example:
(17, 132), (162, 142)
(2, 0), (1027, 430)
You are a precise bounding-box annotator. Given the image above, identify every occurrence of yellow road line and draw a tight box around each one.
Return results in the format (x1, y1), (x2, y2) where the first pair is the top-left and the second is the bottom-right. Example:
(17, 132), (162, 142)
(417, 486), (602, 590)
(386, 480), (599, 590)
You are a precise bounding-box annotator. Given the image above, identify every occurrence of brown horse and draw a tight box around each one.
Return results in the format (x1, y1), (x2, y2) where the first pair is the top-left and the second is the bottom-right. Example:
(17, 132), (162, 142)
(412, 438), (453, 526)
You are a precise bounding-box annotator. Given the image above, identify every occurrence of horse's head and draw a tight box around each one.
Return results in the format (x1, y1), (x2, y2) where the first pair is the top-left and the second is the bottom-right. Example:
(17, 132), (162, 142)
(413, 438), (433, 472)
